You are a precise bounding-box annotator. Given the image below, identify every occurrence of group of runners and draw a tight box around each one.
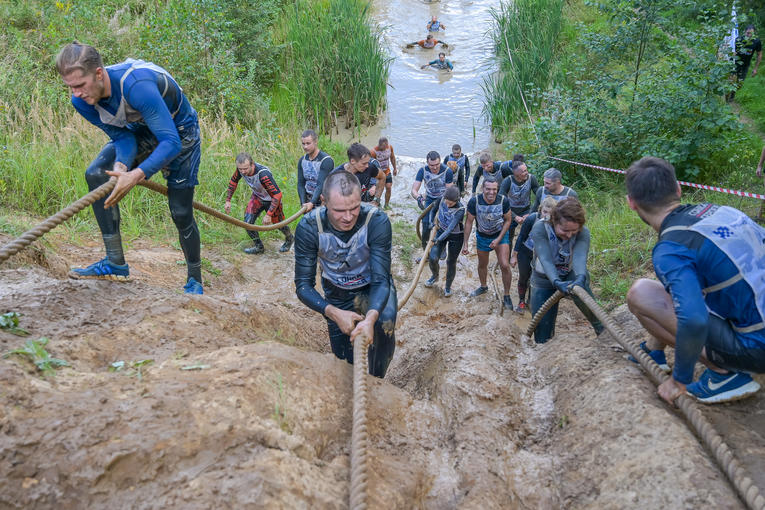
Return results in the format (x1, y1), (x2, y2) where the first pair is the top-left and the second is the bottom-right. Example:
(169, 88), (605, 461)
(407, 16), (454, 72)
(56, 41), (764, 405)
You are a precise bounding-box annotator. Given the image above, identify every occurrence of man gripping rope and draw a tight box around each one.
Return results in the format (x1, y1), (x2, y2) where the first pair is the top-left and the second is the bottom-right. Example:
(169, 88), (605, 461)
(625, 157), (764, 404)
(297, 129), (334, 212)
(57, 42), (204, 293)
(424, 186), (465, 297)
(225, 153), (293, 255)
(294, 170), (397, 378)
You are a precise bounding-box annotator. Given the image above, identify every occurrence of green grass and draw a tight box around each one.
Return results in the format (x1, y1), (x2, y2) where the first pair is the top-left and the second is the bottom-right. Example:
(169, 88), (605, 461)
(392, 220), (421, 272)
(273, 0), (391, 132)
(737, 71), (765, 135)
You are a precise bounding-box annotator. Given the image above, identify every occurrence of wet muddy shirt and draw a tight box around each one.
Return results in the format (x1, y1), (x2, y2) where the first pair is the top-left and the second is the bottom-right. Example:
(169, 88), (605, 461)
(415, 164), (453, 199)
(499, 174), (540, 215)
(297, 150), (334, 205)
(471, 161), (512, 194)
(534, 185), (577, 211)
(467, 194), (510, 236)
(530, 221), (589, 286)
(331, 160), (383, 200)
(370, 145), (394, 174)
(294, 204), (393, 314)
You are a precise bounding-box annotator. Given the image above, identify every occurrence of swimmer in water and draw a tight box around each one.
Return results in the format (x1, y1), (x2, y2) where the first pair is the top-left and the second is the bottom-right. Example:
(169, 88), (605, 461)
(421, 52), (453, 71)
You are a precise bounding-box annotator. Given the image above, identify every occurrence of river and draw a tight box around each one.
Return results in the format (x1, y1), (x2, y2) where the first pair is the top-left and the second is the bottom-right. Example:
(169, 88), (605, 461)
(336, 0), (499, 159)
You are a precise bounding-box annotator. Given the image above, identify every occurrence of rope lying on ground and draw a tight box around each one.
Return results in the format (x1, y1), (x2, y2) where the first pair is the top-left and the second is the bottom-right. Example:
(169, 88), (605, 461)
(522, 286), (765, 510)
(138, 180), (308, 230)
(489, 261), (504, 317)
(350, 331), (371, 510)
(0, 179), (309, 266)
(0, 179), (118, 265)
(549, 156), (765, 201)
(415, 201), (435, 241)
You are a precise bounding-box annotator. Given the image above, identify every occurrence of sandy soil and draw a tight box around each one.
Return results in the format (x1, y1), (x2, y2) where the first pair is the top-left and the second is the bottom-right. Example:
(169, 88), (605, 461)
(1, 160), (763, 508)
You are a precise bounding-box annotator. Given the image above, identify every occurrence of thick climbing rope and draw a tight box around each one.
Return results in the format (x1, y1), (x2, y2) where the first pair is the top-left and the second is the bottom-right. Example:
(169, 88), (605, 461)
(0, 179), (118, 265)
(0, 179), (308, 266)
(350, 331), (371, 510)
(488, 261), (504, 317)
(522, 286), (765, 510)
(398, 222), (437, 311)
(415, 201), (435, 241)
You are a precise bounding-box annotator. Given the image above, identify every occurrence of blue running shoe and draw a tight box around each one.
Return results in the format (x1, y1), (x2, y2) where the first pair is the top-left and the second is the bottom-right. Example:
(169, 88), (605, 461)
(69, 258), (129, 281)
(628, 341), (670, 373)
(686, 369), (760, 404)
(183, 277), (204, 295)
(424, 276), (437, 288)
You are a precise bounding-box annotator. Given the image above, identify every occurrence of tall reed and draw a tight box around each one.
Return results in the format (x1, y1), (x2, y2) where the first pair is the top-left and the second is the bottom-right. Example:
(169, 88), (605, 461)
(276, 0), (392, 131)
(482, 0), (564, 137)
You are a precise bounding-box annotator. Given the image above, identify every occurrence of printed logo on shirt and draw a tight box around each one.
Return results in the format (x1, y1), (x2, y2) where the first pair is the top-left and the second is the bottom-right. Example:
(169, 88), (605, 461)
(712, 226), (733, 239)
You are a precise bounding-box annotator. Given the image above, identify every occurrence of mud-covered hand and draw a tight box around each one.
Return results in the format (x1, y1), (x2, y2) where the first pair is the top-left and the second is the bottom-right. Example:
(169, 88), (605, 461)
(570, 274), (586, 290)
(417, 196), (426, 210)
(262, 214), (272, 225)
(302, 202), (314, 212)
(225, 200), (232, 214)
(461, 243), (469, 256)
(325, 305), (364, 336)
(658, 378), (686, 406)
(509, 252), (518, 268)
(350, 311), (377, 347)
(489, 237), (500, 250)
(553, 279), (570, 295)
(104, 164), (145, 208)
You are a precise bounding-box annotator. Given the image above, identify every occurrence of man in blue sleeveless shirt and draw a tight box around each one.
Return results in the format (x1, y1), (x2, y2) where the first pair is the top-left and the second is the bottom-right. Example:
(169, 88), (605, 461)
(294, 171), (397, 378)
(56, 43), (203, 294)
(626, 157), (764, 404)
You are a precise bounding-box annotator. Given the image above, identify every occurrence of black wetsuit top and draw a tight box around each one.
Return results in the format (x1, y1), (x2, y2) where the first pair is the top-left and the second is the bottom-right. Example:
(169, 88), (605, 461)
(294, 205), (393, 314)
(331, 159), (383, 200)
(499, 174), (540, 216)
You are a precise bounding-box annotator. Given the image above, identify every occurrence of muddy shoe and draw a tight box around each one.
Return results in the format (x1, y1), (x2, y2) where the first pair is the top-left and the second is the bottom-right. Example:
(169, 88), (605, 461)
(183, 277), (204, 295)
(628, 341), (670, 373)
(686, 369), (760, 404)
(279, 237), (294, 253)
(444, 287), (452, 297)
(470, 286), (488, 297)
(514, 300), (527, 313)
(244, 240), (265, 254)
(503, 295), (514, 310)
(69, 258), (129, 281)
(424, 276), (437, 288)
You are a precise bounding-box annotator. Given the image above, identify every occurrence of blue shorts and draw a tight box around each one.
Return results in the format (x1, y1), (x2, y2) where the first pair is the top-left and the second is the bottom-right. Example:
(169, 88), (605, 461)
(134, 123), (201, 189)
(476, 231), (509, 252)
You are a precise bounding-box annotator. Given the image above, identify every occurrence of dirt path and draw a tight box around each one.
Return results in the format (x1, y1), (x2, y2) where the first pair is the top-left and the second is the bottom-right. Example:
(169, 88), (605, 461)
(1, 165), (763, 508)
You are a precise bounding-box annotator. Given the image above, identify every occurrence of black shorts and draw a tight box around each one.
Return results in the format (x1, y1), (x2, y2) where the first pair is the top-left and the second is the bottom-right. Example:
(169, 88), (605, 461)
(705, 314), (765, 373)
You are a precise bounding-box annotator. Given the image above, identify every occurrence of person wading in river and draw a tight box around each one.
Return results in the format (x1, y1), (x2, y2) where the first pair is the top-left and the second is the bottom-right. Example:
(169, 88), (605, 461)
(225, 152), (294, 254)
(57, 42), (204, 294)
(407, 34), (448, 49)
(370, 136), (397, 210)
(471, 153), (512, 195)
(529, 197), (603, 343)
(499, 159), (540, 247)
(332, 143), (386, 206)
(421, 52), (453, 71)
(444, 144), (470, 196)
(411, 151), (454, 250)
(424, 186), (465, 297)
(462, 176), (515, 309)
(625, 157), (764, 404)
(427, 15), (445, 32)
(294, 170), (397, 378)
(297, 129), (334, 212)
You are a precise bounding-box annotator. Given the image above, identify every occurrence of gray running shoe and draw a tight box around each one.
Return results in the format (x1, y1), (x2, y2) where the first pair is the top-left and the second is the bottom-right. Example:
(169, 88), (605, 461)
(470, 286), (488, 297)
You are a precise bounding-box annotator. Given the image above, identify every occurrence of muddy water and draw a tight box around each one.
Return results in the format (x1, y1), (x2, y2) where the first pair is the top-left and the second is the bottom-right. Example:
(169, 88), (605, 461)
(342, 0), (497, 157)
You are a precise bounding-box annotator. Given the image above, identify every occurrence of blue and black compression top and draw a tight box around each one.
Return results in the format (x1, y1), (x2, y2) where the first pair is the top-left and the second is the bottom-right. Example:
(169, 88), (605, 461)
(415, 164), (454, 199)
(429, 196), (466, 240)
(499, 174), (540, 214)
(71, 59), (197, 180)
(444, 153), (471, 182)
(654, 204), (765, 384)
(294, 204), (393, 314)
(297, 150), (335, 205)
(427, 58), (453, 70)
(472, 161), (512, 194)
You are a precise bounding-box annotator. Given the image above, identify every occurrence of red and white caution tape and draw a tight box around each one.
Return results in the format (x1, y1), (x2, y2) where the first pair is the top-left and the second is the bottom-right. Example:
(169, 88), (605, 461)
(549, 156), (765, 201)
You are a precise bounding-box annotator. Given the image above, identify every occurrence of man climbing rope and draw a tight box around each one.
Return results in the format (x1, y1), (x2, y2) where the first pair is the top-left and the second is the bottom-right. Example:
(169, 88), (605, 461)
(532, 167), (577, 212)
(625, 157), (765, 404)
(407, 34), (448, 49)
(370, 136), (397, 210)
(294, 170), (397, 378)
(411, 151), (454, 249)
(332, 143), (386, 205)
(421, 53), (453, 71)
(443, 144), (470, 196)
(471, 153), (512, 195)
(528, 197), (603, 343)
(56, 42), (204, 294)
(510, 196), (557, 312)
(427, 15), (445, 32)
(499, 159), (540, 246)
(424, 186), (465, 297)
(297, 129), (334, 212)
(462, 176), (514, 309)
(225, 153), (293, 255)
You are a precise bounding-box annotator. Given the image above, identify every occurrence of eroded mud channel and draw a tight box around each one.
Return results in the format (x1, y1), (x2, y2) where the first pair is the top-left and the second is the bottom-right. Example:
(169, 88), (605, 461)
(1, 161), (763, 508)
